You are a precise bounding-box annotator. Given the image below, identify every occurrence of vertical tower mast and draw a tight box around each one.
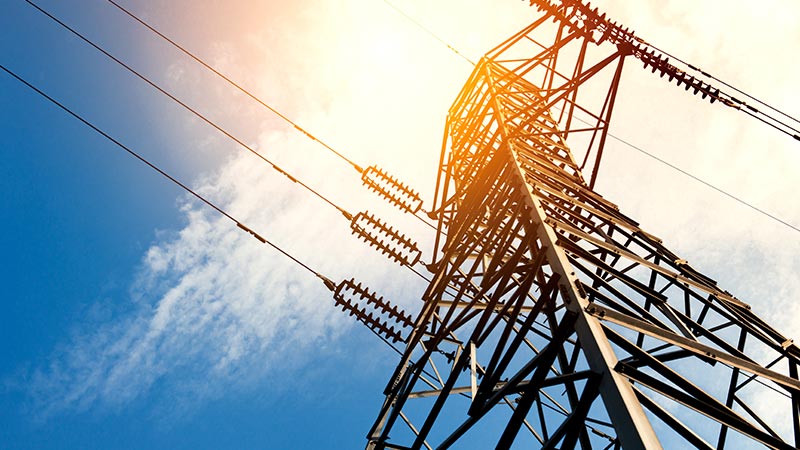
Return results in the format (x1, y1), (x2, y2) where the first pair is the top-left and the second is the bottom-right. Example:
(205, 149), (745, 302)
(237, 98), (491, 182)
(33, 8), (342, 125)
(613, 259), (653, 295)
(366, 2), (800, 449)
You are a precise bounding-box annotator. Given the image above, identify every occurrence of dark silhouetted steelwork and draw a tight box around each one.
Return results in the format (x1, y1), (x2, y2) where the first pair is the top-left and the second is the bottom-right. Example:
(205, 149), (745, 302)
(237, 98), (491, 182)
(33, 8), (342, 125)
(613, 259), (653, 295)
(350, 211), (424, 267)
(365, 2), (800, 448)
(362, 165), (425, 214)
(333, 278), (413, 344)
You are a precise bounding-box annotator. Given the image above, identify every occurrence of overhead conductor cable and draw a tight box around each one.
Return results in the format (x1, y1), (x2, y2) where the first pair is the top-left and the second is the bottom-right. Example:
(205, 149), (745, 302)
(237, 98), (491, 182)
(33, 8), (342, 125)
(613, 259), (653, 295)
(107, 0), (430, 219)
(25, 0), (432, 274)
(0, 63), (321, 285)
(24, 0), (349, 221)
(0, 62), (414, 348)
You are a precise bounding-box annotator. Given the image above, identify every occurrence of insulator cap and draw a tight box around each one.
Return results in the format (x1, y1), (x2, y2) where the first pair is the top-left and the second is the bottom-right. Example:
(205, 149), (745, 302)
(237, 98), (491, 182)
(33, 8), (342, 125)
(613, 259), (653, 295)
(350, 211), (423, 267)
(331, 278), (415, 343)
(361, 165), (423, 214)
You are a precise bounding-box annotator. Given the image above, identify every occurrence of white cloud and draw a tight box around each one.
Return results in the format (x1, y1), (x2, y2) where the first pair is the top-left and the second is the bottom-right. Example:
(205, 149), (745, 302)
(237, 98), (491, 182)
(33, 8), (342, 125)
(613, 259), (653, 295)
(26, 149), (362, 418)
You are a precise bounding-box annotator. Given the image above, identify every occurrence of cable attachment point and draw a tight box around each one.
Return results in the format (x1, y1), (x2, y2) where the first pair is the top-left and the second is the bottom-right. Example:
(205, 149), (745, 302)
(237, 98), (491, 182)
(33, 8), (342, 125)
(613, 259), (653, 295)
(350, 211), (423, 267)
(237, 222), (267, 243)
(361, 165), (423, 214)
(333, 278), (414, 343)
(318, 274), (338, 292)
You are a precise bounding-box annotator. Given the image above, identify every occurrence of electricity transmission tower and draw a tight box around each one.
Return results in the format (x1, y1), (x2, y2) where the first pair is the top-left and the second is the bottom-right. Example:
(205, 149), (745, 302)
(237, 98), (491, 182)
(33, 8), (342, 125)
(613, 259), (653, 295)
(365, 1), (800, 448)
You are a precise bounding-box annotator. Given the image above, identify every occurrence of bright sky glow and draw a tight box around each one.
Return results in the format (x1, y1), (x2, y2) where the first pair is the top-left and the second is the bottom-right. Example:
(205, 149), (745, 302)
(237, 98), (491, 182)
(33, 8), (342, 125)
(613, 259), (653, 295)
(1, 0), (799, 448)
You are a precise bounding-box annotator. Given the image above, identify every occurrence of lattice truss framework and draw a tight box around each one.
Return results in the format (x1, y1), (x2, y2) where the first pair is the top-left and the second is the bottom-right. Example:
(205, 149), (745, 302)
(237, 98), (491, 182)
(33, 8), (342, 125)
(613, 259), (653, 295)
(366, 4), (800, 450)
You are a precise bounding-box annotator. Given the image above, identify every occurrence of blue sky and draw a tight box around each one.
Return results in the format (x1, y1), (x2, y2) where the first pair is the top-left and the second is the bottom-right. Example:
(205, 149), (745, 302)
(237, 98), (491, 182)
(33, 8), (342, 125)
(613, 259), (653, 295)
(2, 0), (800, 449)
(0, 1), (397, 448)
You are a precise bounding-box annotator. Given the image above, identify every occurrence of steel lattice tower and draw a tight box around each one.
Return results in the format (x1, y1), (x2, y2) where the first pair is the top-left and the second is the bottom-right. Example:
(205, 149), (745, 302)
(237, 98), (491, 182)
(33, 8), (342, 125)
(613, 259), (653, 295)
(366, 2), (800, 449)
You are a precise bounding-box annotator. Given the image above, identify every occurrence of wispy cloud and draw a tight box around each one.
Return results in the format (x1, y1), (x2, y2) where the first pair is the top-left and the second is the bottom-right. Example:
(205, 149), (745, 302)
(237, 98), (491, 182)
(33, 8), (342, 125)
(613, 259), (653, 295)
(25, 147), (364, 419)
(18, 0), (474, 421)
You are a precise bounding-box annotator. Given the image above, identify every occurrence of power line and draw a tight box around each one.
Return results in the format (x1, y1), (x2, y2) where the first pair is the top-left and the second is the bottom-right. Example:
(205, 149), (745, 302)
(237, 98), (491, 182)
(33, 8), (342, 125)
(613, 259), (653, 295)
(24, 0), (351, 219)
(606, 133), (800, 234)
(25, 0), (438, 280)
(647, 42), (800, 137)
(1, 62), (428, 350)
(105, 0), (436, 230)
(533, 0), (800, 143)
(10, 1), (550, 362)
(561, 107), (800, 234)
(25, 0), (440, 290)
(106, 0), (363, 174)
(380, 0), (475, 66)
(0, 62), (327, 283)
(381, 2), (475, 66)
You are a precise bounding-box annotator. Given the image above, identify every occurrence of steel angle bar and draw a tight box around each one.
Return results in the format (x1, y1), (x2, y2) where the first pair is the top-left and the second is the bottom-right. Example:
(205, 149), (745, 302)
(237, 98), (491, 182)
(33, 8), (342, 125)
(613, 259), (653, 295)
(438, 311), (578, 448)
(540, 372), (602, 449)
(615, 361), (794, 450)
(590, 304), (800, 393)
(631, 385), (715, 450)
(552, 217), (745, 306)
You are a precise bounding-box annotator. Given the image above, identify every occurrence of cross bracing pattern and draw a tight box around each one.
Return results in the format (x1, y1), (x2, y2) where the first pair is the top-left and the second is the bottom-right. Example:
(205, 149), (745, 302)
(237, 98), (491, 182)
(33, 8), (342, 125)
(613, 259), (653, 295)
(366, 3), (800, 449)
